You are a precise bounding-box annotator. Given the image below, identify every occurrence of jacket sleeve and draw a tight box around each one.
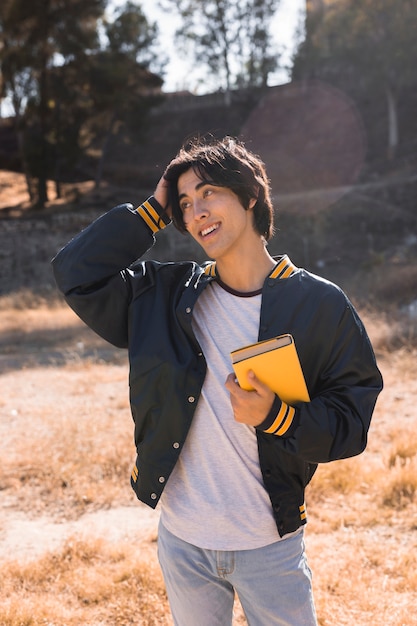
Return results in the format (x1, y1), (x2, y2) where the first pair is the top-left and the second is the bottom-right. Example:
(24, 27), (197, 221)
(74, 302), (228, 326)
(51, 199), (170, 348)
(257, 288), (383, 464)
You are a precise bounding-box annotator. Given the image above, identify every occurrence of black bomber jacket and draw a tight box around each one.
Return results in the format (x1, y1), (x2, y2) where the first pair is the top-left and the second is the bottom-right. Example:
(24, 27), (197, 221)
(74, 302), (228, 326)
(52, 199), (383, 537)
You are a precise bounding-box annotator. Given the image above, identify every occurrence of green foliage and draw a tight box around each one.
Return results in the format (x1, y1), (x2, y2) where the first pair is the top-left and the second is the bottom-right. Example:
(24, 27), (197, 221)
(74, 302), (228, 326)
(106, 1), (156, 60)
(296, 0), (417, 90)
(0, 0), (164, 205)
(0, 0), (106, 204)
(292, 0), (417, 161)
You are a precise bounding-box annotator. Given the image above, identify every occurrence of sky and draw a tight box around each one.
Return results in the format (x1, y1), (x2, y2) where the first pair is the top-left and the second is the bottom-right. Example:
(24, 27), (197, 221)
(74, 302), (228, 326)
(110, 0), (306, 93)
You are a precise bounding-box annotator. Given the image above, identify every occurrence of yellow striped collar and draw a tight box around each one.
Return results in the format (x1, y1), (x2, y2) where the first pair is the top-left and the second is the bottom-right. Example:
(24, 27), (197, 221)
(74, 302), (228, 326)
(268, 255), (297, 280)
(203, 262), (217, 277)
(202, 256), (297, 281)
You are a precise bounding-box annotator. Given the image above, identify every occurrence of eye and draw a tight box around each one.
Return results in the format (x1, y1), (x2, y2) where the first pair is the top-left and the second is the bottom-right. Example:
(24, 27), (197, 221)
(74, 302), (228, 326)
(203, 187), (214, 198)
(180, 199), (191, 212)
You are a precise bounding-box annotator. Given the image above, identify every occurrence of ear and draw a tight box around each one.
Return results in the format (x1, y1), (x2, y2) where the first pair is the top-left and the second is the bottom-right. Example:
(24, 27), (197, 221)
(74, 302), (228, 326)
(248, 197), (257, 210)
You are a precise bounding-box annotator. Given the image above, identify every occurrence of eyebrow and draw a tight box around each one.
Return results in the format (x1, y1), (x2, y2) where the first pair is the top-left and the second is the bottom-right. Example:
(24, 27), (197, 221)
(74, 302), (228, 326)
(178, 180), (213, 200)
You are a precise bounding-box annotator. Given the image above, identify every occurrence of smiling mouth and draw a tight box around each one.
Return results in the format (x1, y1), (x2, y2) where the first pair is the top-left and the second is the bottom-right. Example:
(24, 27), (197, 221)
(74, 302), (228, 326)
(200, 223), (220, 238)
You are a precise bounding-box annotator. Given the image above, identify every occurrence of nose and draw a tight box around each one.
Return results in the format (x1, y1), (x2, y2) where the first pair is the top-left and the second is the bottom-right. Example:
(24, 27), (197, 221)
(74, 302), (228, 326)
(192, 200), (208, 220)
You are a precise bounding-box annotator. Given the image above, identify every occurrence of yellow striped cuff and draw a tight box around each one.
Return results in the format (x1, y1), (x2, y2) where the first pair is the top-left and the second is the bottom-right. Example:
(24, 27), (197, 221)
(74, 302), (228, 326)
(131, 464), (139, 482)
(299, 503), (307, 521)
(264, 401), (295, 436)
(136, 197), (170, 233)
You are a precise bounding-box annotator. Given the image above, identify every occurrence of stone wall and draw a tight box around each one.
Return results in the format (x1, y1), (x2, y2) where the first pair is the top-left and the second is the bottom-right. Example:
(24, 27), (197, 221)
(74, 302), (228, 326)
(0, 209), (206, 296)
(0, 211), (96, 295)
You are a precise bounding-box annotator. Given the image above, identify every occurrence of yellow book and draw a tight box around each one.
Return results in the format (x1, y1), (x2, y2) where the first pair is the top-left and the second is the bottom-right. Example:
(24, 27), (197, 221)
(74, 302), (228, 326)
(230, 334), (310, 405)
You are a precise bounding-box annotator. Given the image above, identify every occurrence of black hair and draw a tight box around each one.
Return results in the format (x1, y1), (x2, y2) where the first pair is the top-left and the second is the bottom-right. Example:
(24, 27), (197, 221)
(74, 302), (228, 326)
(163, 136), (275, 240)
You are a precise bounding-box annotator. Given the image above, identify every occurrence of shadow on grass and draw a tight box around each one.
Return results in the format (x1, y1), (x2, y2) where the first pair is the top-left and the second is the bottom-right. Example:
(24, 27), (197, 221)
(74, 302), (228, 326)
(0, 324), (127, 374)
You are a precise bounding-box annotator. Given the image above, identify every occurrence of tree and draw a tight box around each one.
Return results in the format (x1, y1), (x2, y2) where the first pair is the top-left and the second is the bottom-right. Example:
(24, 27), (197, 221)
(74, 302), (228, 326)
(239, 0), (281, 89)
(0, 0), (105, 207)
(292, 0), (417, 161)
(91, 1), (164, 187)
(0, 0), (164, 205)
(105, 0), (159, 65)
(160, 0), (281, 99)
(1, 0), (40, 201)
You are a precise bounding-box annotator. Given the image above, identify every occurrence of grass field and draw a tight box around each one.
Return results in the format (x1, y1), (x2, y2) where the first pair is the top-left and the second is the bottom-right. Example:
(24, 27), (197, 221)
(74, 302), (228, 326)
(0, 294), (416, 625)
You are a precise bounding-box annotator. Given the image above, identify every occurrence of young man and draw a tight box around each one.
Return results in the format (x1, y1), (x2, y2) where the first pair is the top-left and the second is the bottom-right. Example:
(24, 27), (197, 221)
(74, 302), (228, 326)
(52, 136), (383, 626)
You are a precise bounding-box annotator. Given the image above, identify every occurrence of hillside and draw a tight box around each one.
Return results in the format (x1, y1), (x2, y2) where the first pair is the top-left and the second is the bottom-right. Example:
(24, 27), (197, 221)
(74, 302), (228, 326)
(0, 82), (416, 328)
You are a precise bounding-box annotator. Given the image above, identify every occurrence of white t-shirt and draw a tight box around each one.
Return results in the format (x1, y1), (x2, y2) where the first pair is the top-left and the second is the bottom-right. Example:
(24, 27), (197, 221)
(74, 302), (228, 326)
(160, 281), (282, 550)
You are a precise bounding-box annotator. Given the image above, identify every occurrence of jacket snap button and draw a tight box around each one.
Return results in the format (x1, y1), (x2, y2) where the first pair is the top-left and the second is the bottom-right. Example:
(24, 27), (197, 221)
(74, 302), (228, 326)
(158, 476), (165, 483)
(186, 307), (192, 313)
(188, 396), (195, 403)
(173, 442), (180, 449)
(150, 493), (157, 500)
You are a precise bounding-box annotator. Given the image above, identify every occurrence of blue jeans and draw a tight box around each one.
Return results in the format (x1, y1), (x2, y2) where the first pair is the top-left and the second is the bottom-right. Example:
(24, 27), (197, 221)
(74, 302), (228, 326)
(157, 522), (318, 626)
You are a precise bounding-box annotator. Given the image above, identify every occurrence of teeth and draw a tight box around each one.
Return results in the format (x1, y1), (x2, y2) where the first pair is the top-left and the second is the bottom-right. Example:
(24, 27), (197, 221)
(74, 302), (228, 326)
(201, 223), (219, 237)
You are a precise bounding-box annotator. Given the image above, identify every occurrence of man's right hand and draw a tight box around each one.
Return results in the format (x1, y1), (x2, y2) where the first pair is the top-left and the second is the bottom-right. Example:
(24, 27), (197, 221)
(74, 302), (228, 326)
(154, 174), (172, 219)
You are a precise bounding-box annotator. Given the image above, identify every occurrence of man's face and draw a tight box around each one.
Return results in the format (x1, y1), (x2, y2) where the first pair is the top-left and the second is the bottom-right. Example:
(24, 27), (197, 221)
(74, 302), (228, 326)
(177, 168), (258, 264)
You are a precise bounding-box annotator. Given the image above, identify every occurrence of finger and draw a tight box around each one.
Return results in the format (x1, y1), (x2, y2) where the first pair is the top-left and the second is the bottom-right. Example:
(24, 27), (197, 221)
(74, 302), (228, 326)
(225, 372), (239, 393)
(245, 370), (267, 392)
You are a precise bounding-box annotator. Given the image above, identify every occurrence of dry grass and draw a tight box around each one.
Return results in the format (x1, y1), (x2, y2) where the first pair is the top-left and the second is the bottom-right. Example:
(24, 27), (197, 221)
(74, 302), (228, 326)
(0, 357), (133, 519)
(0, 538), (170, 625)
(1, 296), (417, 625)
(358, 307), (417, 352)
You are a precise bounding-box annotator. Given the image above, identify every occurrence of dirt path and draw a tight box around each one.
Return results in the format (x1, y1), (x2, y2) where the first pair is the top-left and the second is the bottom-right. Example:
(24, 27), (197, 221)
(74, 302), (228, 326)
(0, 503), (159, 560)
(0, 504), (160, 563)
